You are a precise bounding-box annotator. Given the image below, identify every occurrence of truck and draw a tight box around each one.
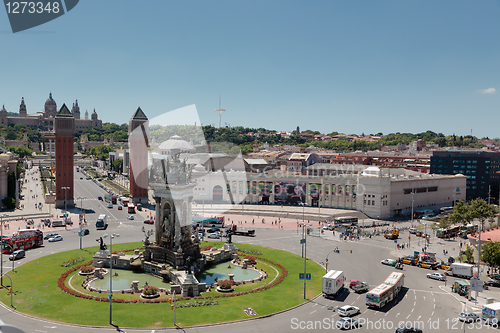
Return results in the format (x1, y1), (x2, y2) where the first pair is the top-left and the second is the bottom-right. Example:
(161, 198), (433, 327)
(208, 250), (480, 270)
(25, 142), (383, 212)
(322, 270), (345, 298)
(51, 220), (66, 227)
(96, 214), (108, 230)
(227, 225), (255, 237)
(483, 302), (500, 325)
(446, 263), (474, 278)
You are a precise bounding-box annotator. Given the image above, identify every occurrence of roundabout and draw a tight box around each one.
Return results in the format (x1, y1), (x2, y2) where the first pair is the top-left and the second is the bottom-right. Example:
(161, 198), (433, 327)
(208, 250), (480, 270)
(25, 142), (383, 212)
(0, 241), (324, 328)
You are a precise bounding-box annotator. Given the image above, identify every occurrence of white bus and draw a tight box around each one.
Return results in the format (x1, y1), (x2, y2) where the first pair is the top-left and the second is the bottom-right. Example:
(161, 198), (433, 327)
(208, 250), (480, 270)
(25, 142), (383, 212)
(96, 214), (108, 230)
(334, 216), (358, 225)
(366, 272), (404, 309)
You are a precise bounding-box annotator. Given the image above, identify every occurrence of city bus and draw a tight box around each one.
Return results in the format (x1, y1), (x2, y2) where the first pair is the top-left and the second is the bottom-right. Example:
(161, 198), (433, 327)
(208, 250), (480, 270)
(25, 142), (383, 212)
(1, 229), (43, 254)
(127, 203), (135, 213)
(414, 209), (436, 219)
(193, 216), (225, 227)
(334, 217), (358, 225)
(366, 272), (404, 309)
(436, 226), (461, 238)
(120, 197), (129, 206)
(439, 207), (454, 215)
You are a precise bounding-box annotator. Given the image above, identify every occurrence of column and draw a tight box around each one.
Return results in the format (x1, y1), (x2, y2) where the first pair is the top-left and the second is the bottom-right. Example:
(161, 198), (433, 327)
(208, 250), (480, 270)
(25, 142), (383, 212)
(306, 182), (311, 206)
(328, 184), (333, 207)
(320, 183), (325, 207)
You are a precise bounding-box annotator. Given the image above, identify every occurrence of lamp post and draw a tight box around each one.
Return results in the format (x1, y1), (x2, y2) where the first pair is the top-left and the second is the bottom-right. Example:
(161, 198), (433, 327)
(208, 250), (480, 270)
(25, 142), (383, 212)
(77, 197), (85, 250)
(411, 191), (414, 227)
(61, 186), (70, 220)
(103, 233), (119, 326)
(299, 222), (312, 299)
(0, 214), (8, 286)
(299, 202), (305, 257)
(422, 222), (427, 250)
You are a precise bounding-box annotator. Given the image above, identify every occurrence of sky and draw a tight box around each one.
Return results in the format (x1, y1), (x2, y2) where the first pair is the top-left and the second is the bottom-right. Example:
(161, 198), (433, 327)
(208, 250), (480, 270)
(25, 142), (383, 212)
(1, 0), (500, 138)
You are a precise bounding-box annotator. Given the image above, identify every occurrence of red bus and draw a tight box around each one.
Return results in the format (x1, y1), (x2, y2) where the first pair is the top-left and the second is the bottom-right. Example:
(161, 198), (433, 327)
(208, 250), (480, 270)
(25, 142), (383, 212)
(1, 229), (43, 254)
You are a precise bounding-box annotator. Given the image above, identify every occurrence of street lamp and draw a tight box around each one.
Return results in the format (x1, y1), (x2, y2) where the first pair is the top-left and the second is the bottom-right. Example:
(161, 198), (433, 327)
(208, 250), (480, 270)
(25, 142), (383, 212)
(61, 186), (70, 220)
(299, 202), (305, 256)
(77, 197), (86, 250)
(411, 191), (414, 227)
(0, 214), (9, 286)
(103, 233), (119, 326)
(299, 222), (312, 299)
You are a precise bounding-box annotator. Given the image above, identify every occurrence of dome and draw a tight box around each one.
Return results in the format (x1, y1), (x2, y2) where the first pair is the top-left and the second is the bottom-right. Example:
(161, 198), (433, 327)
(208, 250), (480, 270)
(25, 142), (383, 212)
(91, 108), (98, 120)
(0, 105), (6, 116)
(158, 135), (194, 151)
(45, 93), (56, 106)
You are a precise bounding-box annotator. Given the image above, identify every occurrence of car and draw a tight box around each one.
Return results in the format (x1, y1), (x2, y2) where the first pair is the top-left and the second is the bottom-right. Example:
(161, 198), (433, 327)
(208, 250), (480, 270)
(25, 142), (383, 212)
(401, 256), (418, 265)
(419, 261), (438, 269)
(118, 206), (123, 210)
(97, 196), (103, 200)
(381, 259), (397, 266)
(9, 250), (25, 261)
(427, 272), (445, 281)
(207, 227), (220, 233)
(82, 228), (89, 236)
(127, 215), (135, 220)
(44, 232), (59, 240)
(48, 235), (63, 242)
(323, 224), (331, 230)
(336, 318), (359, 330)
(207, 233), (221, 239)
(459, 311), (480, 323)
(349, 279), (358, 288)
(107, 203), (113, 208)
(143, 220), (154, 224)
(395, 327), (423, 333)
(484, 280), (500, 288)
(80, 177), (83, 179)
(352, 281), (370, 293)
(337, 305), (360, 317)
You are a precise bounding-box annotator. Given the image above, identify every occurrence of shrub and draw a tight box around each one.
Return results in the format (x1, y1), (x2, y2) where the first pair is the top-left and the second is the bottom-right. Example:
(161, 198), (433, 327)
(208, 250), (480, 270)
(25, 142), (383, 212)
(201, 245), (213, 251)
(217, 279), (233, 289)
(142, 285), (159, 296)
(244, 255), (256, 264)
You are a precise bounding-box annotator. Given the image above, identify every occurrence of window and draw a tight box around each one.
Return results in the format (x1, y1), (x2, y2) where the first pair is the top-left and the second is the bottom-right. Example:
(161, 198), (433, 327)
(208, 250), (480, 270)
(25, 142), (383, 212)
(404, 189), (412, 195)
(428, 187), (437, 192)
(416, 187), (427, 193)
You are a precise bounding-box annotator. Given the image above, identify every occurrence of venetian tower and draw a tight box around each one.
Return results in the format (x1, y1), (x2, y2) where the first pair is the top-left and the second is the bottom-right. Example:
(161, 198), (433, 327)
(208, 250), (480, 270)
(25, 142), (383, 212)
(54, 104), (75, 208)
(128, 107), (149, 204)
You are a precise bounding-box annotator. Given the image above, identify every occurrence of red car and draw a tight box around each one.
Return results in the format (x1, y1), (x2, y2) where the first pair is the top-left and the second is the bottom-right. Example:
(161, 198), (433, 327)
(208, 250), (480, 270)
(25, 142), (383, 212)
(349, 279), (358, 288)
(143, 220), (154, 224)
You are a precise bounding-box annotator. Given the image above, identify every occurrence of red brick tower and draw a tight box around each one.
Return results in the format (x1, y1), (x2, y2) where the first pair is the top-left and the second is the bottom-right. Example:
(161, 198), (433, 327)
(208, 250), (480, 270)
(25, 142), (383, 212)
(129, 107), (149, 204)
(54, 104), (75, 208)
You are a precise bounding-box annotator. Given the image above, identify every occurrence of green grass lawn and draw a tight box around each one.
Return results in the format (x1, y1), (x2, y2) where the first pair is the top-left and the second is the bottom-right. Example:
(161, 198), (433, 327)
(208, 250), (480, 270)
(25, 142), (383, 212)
(0, 241), (323, 328)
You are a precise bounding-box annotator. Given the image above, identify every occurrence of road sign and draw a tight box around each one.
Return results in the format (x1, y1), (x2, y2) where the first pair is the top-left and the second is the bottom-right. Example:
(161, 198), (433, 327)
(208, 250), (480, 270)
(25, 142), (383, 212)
(299, 273), (304, 280)
(470, 278), (483, 292)
(306, 273), (311, 280)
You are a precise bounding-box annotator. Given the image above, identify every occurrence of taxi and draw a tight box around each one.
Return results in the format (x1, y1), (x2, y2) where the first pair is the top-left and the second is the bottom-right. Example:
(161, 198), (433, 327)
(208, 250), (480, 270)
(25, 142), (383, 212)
(401, 256), (418, 265)
(419, 261), (439, 269)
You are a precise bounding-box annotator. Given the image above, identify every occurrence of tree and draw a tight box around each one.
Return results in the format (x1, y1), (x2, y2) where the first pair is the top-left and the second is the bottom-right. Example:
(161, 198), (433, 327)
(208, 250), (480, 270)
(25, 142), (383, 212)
(481, 241), (500, 268)
(462, 246), (474, 263)
(470, 198), (499, 230)
(112, 159), (123, 173)
(7, 145), (32, 158)
(448, 200), (473, 226)
(437, 216), (451, 230)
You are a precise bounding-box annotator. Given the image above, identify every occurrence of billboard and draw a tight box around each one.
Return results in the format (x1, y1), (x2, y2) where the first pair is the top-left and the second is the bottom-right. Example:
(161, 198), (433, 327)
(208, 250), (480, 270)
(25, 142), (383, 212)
(274, 182), (306, 205)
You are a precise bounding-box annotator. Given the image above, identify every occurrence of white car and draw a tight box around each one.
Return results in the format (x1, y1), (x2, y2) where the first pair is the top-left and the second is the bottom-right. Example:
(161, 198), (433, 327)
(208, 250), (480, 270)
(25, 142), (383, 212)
(107, 203), (113, 208)
(337, 305), (360, 317)
(207, 233), (220, 239)
(48, 235), (63, 242)
(459, 311), (479, 323)
(127, 215), (135, 220)
(336, 318), (359, 330)
(427, 272), (445, 281)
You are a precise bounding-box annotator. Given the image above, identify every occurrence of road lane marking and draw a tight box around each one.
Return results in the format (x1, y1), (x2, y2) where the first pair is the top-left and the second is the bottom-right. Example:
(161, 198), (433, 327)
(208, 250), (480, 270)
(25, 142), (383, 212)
(312, 303), (318, 307)
(417, 315), (421, 320)
(309, 310), (316, 314)
(395, 313), (400, 317)
(406, 314), (411, 319)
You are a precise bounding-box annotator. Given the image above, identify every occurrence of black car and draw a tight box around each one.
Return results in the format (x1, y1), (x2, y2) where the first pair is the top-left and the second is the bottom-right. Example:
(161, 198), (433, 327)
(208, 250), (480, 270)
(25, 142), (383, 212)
(484, 280), (500, 288)
(81, 228), (90, 236)
(98, 196), (103, 201)
(207, 227), (219, 233)
(395, 327), (423, 333)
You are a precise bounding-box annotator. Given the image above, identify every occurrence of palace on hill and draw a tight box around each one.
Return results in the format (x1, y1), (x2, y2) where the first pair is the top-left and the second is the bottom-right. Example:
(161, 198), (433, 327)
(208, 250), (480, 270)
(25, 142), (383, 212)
(0, 93), (102, 131)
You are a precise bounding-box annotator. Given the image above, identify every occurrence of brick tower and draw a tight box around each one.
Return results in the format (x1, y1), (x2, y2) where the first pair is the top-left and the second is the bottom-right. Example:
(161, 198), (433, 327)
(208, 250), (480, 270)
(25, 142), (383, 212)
(129, 107), (149, 204)
(54, 104), (75, 208)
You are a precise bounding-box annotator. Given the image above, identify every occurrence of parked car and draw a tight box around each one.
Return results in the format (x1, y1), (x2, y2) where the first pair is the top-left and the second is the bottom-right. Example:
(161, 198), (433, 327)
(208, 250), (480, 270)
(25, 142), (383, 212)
(44, 232), (59, 240)
(427, 272), (446, 281)
(143, 220), (154, 224)
(9, 250), (25, 261)
(395, 327), (423, 333)
(127, 215), (135, 220)
(338, 305), (360, 317)
(459, 311), (480, 323)
(336, 318), (359, 330)
(48, 235), (63, 242)
(381, 259), (397, 266)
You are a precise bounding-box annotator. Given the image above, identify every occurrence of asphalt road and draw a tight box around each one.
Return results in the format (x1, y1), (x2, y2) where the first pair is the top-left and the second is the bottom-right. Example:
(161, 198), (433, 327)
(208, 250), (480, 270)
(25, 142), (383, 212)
(0, 168), (494, 333)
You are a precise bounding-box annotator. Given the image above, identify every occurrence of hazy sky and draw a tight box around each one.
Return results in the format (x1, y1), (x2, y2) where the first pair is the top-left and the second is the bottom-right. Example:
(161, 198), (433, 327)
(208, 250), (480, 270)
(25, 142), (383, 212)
(1, 0), (499, 138)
